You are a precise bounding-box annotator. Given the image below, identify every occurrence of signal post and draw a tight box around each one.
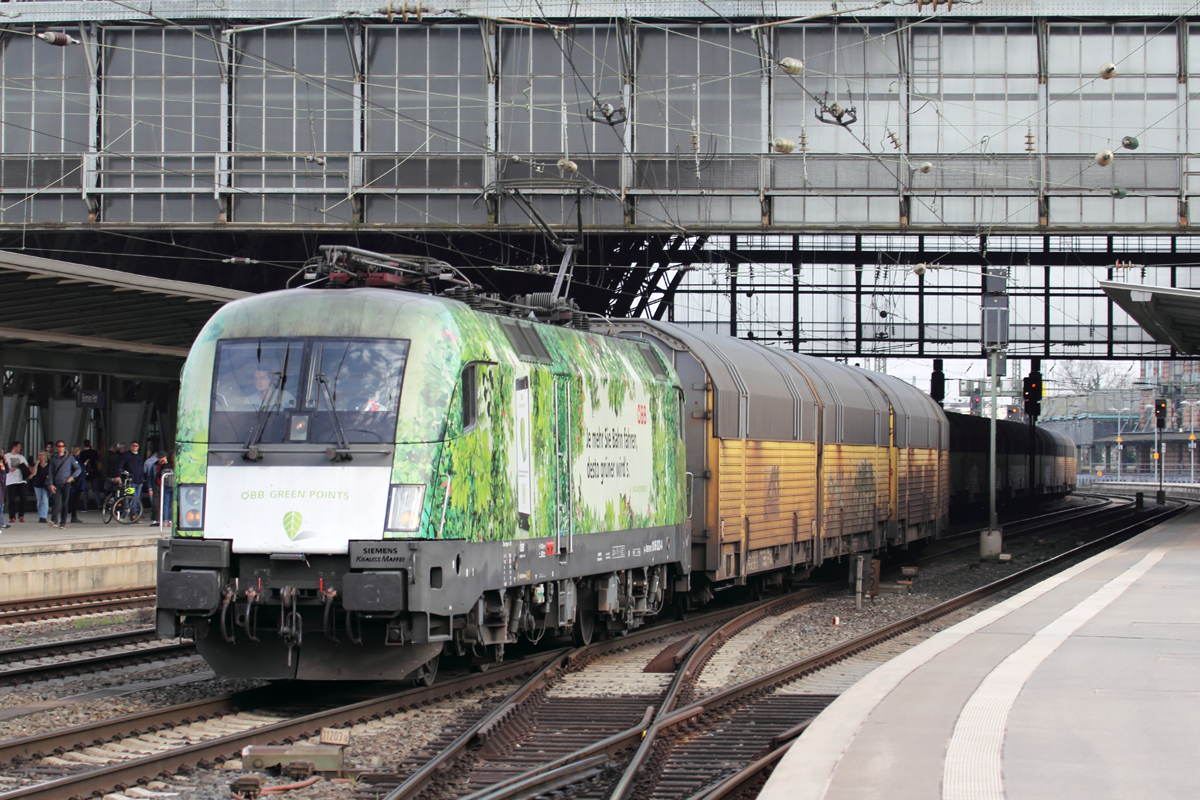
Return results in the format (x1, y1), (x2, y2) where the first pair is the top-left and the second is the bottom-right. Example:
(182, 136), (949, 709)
(1155, 398), (1167, 504)
(981, 269), (1008, 559)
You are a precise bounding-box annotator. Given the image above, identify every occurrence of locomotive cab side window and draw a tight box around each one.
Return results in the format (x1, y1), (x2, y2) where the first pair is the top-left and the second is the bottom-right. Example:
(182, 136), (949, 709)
(210, 337), (410, 445)
(461, 364), (478, 431)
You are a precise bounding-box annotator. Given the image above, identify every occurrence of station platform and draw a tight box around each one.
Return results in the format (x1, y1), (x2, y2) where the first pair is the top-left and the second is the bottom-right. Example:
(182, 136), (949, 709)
(762, 505), (1200, 800)
(0, 509), (161, 602)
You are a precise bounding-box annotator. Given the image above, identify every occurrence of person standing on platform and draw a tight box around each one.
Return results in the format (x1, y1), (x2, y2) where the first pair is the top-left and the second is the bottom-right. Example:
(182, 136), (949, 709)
(142, 447), (157, 519)
(119, 442), (145, 517)
(68, 446), (84, 524)
(29, 452), (49, 523)
(146, 451), (165, 524)
(106, 444), (121, 482)
(154, 451), (172, 527)
(79, 440), (100, 510)
(47, 441), (80, 529)
(0, 451), (8, 529)
(4, 442), (29, 524)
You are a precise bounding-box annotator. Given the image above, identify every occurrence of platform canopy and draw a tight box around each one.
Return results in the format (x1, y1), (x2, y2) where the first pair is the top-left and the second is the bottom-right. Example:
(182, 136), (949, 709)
(1099, 280), (1200, 357)
(0, 250), (249, 381)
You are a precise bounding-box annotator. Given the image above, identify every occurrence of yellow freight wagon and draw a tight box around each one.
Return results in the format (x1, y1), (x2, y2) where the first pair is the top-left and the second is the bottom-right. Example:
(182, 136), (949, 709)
(598, 321), (950, 596)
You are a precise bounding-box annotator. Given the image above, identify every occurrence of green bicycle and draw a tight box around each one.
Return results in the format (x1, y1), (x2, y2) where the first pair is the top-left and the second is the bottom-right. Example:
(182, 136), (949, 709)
(102, 471), (143, 525)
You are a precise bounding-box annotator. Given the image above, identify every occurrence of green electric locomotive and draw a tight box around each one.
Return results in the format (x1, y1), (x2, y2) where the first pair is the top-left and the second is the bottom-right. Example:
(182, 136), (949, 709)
(156, 248), (689, 681)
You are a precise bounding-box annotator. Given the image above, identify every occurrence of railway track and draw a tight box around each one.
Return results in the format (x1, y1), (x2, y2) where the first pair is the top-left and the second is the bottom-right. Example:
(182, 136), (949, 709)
(0, 592), (797, 800)
(611, 498), (1188, 800)
(0, 588), (156, 626)
(0, 627), (194, 688)
(384, 497), (1185, 800)
(911, 494), (1135, 565)
(358, 585), (835, 800)
(0, 493), (1177, 800)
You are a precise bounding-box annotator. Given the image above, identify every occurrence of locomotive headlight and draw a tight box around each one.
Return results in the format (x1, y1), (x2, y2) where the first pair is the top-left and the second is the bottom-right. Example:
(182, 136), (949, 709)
(178, 484), (206, 530)
(386, 484), (426, 532)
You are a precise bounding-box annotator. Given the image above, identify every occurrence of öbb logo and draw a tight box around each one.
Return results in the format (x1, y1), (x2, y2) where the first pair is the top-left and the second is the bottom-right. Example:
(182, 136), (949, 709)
(637, 404), (648, 425)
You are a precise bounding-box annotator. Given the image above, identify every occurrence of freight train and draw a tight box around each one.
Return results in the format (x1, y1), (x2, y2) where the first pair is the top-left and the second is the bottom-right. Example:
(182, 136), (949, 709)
(156, 247), (1075, 682)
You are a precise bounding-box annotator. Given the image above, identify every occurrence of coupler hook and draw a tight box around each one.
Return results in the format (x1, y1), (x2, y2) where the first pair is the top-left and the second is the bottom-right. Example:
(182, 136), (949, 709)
(344, 609), (363, 645)
(322, 588), (340, 643)
(242, 587), (261, 642)
(219, 585), (236, 644)
(278, 586), (303, 666)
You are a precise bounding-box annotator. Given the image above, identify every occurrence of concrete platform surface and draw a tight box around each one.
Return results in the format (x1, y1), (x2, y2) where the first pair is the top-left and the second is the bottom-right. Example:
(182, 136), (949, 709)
(0, 509), (162, 601)
(761, 506), (1200, 800)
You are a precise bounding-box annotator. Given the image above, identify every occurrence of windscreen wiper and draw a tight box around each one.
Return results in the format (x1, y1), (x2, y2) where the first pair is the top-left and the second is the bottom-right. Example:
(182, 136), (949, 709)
(316, 373), (352, 461)
(245, 349), (291, 460)
(244, 372), (281, 460)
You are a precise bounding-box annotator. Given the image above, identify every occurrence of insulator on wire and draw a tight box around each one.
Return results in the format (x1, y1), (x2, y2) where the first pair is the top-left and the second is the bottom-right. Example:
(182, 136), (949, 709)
(1121, 135), (1139, 150)
(1111, 185), (1129, 199)
(799, 130), (809, 152)
(1025, 129), (1036, 152)
(886, 130), (902, 150)
(778, 57), (804, 75)
(772, 137), (795, 154)
(919, 161), (934, 174)
(556, 158), (578, 174)
(1095, 149), (1114, 167)
(37, 31), (80, 46)
(1099, 62), (1117, 80)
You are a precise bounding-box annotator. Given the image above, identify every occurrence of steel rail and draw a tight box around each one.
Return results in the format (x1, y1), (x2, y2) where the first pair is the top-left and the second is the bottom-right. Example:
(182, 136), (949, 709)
(0, 684), (284, 763)
(0, 627), (157, 665)
(915, 499), (1136, 564)
(378, 585), (836, 800)
(937, 495), (1118, 545)
(0, 641), (195, 687)
(6, 495), (1167, 800)
(404, 585), (836, 800)
(606, 499), (1187, 800)
(0, 590), (792, 800)
(680, 735), (802, 800)
(0, 588), (156, 625)
(0, 651), (567, 800)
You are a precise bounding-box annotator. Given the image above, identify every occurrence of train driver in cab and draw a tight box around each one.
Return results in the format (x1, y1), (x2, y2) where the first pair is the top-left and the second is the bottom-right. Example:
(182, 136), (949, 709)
(251, 367), (297, 411)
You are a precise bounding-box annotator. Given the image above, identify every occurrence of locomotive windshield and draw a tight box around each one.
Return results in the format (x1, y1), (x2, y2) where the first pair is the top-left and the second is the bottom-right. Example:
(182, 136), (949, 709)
(210, 337), (410, 445)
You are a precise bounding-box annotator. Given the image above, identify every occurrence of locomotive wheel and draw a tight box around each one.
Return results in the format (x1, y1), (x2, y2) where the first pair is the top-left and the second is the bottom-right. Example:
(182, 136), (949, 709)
(410, 654), (439, 687)
(573, 610), (595, 646)
(573, 583), (596, 646)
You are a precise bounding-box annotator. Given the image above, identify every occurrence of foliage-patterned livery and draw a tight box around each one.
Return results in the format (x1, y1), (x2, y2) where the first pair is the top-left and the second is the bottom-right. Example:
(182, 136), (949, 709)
(174, 288), (686, 546)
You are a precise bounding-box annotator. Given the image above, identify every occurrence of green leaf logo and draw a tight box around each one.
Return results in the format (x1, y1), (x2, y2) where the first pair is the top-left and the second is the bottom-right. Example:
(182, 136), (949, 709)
(282, 511), (303, 540)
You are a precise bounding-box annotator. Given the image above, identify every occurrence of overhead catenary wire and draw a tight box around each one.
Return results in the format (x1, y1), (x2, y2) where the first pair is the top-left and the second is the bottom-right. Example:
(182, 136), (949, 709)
(0, 9), (1185, 357)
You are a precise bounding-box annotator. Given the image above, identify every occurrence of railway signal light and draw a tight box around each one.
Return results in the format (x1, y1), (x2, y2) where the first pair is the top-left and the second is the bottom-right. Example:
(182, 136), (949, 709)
(1156, 398), (1168, 429)
(971, 386), (982, 415)
(1023, 375), (1041, 419)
